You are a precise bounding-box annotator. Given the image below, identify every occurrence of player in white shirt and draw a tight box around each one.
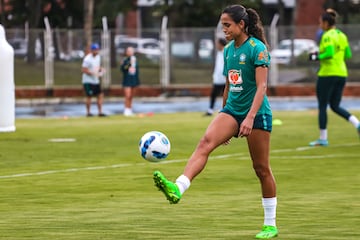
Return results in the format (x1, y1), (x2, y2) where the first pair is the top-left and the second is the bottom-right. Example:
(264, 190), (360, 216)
(205, 38), (227, 116)
(81, 43), (106, 117)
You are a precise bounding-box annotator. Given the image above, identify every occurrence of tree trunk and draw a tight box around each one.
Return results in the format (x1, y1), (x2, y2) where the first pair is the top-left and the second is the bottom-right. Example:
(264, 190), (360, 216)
(27, 0), (42, 64)
(83, 0), (94, 54)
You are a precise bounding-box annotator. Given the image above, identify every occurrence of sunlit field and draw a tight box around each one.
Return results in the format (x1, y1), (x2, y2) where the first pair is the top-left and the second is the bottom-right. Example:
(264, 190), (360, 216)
(0, 111), (359, 240)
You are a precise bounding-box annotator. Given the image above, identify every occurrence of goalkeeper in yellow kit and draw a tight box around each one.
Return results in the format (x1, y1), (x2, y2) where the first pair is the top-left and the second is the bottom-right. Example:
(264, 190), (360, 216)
(309, 9), (360, 146)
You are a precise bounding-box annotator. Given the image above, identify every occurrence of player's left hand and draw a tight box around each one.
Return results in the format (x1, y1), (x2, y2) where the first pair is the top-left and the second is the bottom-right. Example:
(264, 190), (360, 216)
(98, 68), (105, 77)
(238, 118), (253, 137)
(129, 66), (136, 74)
(308, 51), (319, 61)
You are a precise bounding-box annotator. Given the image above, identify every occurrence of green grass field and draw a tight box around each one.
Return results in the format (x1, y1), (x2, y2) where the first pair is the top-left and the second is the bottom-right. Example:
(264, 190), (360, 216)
(0, 111), (359, 240)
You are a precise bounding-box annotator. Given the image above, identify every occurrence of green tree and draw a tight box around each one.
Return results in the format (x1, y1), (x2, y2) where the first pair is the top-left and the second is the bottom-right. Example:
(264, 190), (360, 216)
(91, 0), (133, 67)
(154, 0), (262, 27)
(2, 0), (74, 62)
(93, 0), (133, 28)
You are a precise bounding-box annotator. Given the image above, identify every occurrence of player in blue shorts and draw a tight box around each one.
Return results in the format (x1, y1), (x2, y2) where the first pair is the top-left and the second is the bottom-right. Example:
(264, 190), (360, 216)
(153, 5), (278, 239)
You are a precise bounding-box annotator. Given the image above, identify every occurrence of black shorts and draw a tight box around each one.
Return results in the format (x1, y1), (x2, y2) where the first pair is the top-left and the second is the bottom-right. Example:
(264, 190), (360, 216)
(122, 78), (140, 87)
(83, 83), (102, 97)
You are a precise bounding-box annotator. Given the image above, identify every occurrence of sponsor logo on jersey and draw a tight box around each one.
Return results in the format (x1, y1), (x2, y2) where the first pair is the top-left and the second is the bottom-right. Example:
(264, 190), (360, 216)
(228, 69), (243, 85)
(258, 50), (269, 63)
(230, 85), (243, 92)
(228, 69), (243, 92)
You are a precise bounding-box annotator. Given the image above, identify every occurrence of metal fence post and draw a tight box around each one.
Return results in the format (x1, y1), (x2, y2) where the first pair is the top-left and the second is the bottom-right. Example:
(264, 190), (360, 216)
(44, 17), (54, 93)
(160, 16), (170, 88)
(101, 16), (111, 89)
(269, 14), (279, 87)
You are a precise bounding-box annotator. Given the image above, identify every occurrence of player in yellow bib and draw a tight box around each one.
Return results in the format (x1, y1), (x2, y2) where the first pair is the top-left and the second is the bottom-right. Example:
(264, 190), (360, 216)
(309, 10), (360, 146)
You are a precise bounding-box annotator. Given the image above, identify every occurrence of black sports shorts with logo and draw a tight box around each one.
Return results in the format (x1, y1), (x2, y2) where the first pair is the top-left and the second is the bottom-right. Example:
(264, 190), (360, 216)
(83, 83), (102, 97)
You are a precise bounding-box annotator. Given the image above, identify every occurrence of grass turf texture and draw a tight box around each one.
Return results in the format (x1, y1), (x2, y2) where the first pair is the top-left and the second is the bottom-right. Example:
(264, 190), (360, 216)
(0, 111), (359, 240)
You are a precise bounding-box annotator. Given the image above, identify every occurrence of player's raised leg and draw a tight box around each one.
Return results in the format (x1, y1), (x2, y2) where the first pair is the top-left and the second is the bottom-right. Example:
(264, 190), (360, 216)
(153, 113), (238, 204)
(153, 171), (182, 204)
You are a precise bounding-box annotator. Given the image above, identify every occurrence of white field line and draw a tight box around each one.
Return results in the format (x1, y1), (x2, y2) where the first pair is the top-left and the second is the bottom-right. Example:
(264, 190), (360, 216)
(0, 143), (358, 179)
(274, 154), (359, 159)
(295, 142), (359, 151)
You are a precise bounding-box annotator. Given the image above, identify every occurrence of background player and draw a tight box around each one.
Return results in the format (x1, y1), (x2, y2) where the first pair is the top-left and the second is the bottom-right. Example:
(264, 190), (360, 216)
(81, 43), (106, 117)
(309, 10), (360, 146)
(204, 38), (227, 116)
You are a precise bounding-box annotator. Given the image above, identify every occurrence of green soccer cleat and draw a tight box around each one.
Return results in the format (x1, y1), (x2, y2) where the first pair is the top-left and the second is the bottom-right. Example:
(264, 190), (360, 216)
(153, 171), (181, 204)
(255, 225), (278, 239)
(309, 139), (328, 147)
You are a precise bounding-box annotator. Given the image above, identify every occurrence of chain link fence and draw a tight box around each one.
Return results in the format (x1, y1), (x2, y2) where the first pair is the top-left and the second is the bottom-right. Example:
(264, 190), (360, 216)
(4, 25), (360, 88)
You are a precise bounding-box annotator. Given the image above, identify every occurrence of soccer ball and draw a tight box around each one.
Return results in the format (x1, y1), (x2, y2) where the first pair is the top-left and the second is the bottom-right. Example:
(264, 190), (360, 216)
(139, 131), (171, 162)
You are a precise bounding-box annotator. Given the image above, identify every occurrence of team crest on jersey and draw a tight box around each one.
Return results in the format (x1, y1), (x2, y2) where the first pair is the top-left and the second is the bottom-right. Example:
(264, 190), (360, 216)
(239, 54), (246, 64)
(228, 69), (243, 84)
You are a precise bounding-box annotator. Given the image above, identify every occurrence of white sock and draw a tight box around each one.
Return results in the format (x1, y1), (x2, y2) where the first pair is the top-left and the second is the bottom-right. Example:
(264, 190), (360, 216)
(348, 115), (360, 128)
(262, 197), (277, 227)
(319, 129), (327, 140)
(175, 175), (191, 195)
(124, 108), (133, 115)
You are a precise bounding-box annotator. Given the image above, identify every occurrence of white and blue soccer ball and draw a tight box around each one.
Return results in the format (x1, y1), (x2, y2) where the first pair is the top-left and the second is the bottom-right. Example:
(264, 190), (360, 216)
(139, 131), (171, 162)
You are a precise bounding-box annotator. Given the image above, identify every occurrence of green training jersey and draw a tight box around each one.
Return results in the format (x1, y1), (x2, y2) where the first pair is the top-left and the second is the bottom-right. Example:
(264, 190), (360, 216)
(223, 37), (272, 116)
(318, 28), (351, 77)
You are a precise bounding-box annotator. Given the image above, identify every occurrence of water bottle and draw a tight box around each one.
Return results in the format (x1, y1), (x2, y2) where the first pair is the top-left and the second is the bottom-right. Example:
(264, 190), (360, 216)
(0, 24), (15, 132)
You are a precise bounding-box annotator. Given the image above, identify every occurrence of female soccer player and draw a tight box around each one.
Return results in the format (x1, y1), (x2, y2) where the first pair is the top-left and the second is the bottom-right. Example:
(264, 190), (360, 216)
(309, 10), (360, 146)
(120, 46), (140, 116)
(153, 5), (278, 239)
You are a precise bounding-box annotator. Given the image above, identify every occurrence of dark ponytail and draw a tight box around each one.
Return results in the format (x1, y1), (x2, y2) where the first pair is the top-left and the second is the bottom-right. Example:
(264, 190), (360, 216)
(222, 5), (268, 47)
(246, 8), (269, 48)
(322, 8), (337, 26)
